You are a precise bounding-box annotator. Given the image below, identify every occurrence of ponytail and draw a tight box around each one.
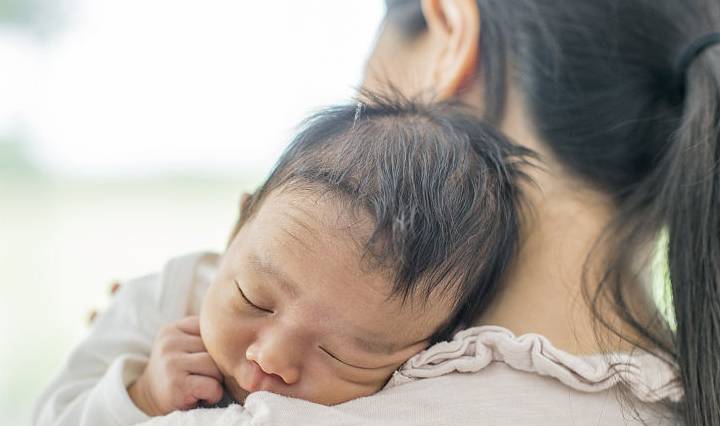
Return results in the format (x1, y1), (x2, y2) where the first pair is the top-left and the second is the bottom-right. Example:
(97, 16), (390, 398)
(660, 49), (720, 425)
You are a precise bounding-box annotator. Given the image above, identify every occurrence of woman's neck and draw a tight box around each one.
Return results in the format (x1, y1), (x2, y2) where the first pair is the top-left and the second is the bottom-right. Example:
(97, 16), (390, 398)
(470, 85), (647, 355)
(475, 182), (625, 355)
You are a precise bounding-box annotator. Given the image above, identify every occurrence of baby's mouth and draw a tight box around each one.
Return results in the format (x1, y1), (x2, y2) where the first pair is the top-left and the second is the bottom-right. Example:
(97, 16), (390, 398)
(229, 361), (291, 400)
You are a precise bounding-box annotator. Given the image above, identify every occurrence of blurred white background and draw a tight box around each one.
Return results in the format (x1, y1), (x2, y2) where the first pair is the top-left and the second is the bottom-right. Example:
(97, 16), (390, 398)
(0, 0), (385, 423)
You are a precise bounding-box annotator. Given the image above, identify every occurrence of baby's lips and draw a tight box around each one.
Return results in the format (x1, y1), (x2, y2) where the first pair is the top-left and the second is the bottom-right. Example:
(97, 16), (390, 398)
(240, 361), (284, 394)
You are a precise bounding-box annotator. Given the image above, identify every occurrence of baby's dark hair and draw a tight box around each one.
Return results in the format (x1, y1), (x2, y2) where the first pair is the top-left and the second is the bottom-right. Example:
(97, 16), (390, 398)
(234, 93), (534, 343)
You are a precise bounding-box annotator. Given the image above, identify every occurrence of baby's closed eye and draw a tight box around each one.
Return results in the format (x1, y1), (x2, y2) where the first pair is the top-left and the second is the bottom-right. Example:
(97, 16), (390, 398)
(318, 345), (391, 370)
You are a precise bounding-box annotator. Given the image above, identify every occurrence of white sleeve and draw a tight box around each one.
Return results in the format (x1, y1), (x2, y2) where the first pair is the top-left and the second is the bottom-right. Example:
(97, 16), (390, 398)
(32, 273), (167, 426)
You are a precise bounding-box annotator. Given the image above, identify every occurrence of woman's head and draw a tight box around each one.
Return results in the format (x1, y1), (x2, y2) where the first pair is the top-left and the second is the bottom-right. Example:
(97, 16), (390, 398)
(200, 95), (531, 405)
(374, 0), (695, 194)
(370, 1), (720, 424)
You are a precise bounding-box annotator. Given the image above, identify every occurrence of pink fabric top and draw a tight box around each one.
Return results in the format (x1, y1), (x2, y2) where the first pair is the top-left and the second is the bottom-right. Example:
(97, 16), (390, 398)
(388, 325), (682, 403)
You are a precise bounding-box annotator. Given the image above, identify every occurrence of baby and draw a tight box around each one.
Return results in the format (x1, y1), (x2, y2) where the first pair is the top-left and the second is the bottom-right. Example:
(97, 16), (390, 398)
(34, 94), (530, 424)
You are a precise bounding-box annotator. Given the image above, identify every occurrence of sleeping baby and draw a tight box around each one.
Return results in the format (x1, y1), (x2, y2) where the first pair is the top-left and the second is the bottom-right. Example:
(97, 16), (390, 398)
(33, 94), (531, 425)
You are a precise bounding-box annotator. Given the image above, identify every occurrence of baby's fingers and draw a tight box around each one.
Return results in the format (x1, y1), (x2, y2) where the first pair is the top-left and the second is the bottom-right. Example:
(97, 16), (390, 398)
(185, 352), (223, 381)
(176, 316), (201, 336)
(175, 335), (206, 354)
(184, 374), (224, 408)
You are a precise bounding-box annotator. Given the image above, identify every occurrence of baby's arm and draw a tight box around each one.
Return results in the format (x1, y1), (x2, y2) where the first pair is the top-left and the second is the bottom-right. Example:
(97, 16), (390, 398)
(32, 273), (163, 426)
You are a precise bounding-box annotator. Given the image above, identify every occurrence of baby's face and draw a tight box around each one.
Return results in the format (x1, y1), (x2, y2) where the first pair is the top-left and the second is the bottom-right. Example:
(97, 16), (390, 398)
(200, 190), (452, 405)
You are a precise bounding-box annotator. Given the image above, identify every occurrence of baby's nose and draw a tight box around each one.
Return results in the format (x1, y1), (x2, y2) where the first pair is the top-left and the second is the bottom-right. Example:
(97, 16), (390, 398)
(245, 336), (301, 385)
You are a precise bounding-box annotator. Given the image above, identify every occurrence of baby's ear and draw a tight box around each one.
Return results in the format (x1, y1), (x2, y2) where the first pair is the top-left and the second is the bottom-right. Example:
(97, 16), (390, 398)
(240, 192), (252, 211)
(226, 192), (254, 248)
(240, 192), (252, 216)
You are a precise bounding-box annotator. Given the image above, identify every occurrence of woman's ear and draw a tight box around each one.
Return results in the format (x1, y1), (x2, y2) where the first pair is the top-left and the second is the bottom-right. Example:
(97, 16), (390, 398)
(421, 0), (480, 100)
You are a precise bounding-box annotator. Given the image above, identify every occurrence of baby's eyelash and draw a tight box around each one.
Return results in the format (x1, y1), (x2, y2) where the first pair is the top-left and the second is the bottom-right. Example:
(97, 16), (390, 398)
(319, 346), (377, 370)
(234, 280), (273, 314)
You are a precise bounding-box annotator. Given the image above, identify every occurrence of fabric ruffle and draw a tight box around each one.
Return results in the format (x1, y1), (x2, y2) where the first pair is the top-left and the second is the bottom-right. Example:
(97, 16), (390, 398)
(387, 326), (683, 403)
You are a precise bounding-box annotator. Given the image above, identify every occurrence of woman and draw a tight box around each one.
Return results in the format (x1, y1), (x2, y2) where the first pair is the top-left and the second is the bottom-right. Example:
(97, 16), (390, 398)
(78, 0), (718, 424)
(361, 0), (717, 424)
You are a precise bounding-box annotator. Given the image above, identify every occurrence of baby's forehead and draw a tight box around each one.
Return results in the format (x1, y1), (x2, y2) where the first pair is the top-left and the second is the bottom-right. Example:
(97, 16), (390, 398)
(259, 186), (375, 251)
(241, 190), (453, 340)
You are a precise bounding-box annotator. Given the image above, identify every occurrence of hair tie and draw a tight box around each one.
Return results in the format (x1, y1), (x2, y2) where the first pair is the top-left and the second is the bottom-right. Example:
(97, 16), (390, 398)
(672, 32), (720, 101)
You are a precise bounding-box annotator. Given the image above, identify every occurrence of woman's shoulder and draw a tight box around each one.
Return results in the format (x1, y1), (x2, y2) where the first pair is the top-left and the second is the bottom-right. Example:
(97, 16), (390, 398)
(356, 362), (672, 425)
(378, 325), (682, 424)
(138, 361), (678, 426)
(389, 325), (681, 401)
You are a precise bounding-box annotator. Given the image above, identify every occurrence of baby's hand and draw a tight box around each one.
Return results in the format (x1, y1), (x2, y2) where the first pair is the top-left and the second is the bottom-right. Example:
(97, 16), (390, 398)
(128, 316), (224, 416)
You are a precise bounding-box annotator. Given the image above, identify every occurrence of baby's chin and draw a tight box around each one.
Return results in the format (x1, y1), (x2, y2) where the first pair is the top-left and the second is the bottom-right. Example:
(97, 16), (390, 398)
(224, 374), (387, 407)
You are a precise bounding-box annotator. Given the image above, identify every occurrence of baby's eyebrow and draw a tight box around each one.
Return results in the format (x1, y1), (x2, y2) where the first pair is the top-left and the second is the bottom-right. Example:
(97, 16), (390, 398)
(247, 253), (301, 298)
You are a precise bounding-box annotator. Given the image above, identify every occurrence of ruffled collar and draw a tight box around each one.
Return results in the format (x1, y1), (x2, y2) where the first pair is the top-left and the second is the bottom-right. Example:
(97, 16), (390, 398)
(386, 325), (683, 403)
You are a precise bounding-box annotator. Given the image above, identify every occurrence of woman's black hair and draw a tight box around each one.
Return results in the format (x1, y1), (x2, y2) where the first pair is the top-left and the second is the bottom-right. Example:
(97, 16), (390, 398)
(234, 93), (533, 344)
(386, 0), (720, 424)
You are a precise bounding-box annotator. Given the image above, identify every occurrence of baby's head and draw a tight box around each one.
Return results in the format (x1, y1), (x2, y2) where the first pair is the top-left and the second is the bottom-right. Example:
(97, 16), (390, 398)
(200, 95), (531, 405)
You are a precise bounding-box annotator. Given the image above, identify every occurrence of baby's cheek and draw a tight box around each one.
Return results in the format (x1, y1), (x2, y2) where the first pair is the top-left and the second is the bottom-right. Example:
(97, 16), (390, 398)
(199, 289), (246, 372)
(300, 362), (396, 405)
(198, 302), (221, 360)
